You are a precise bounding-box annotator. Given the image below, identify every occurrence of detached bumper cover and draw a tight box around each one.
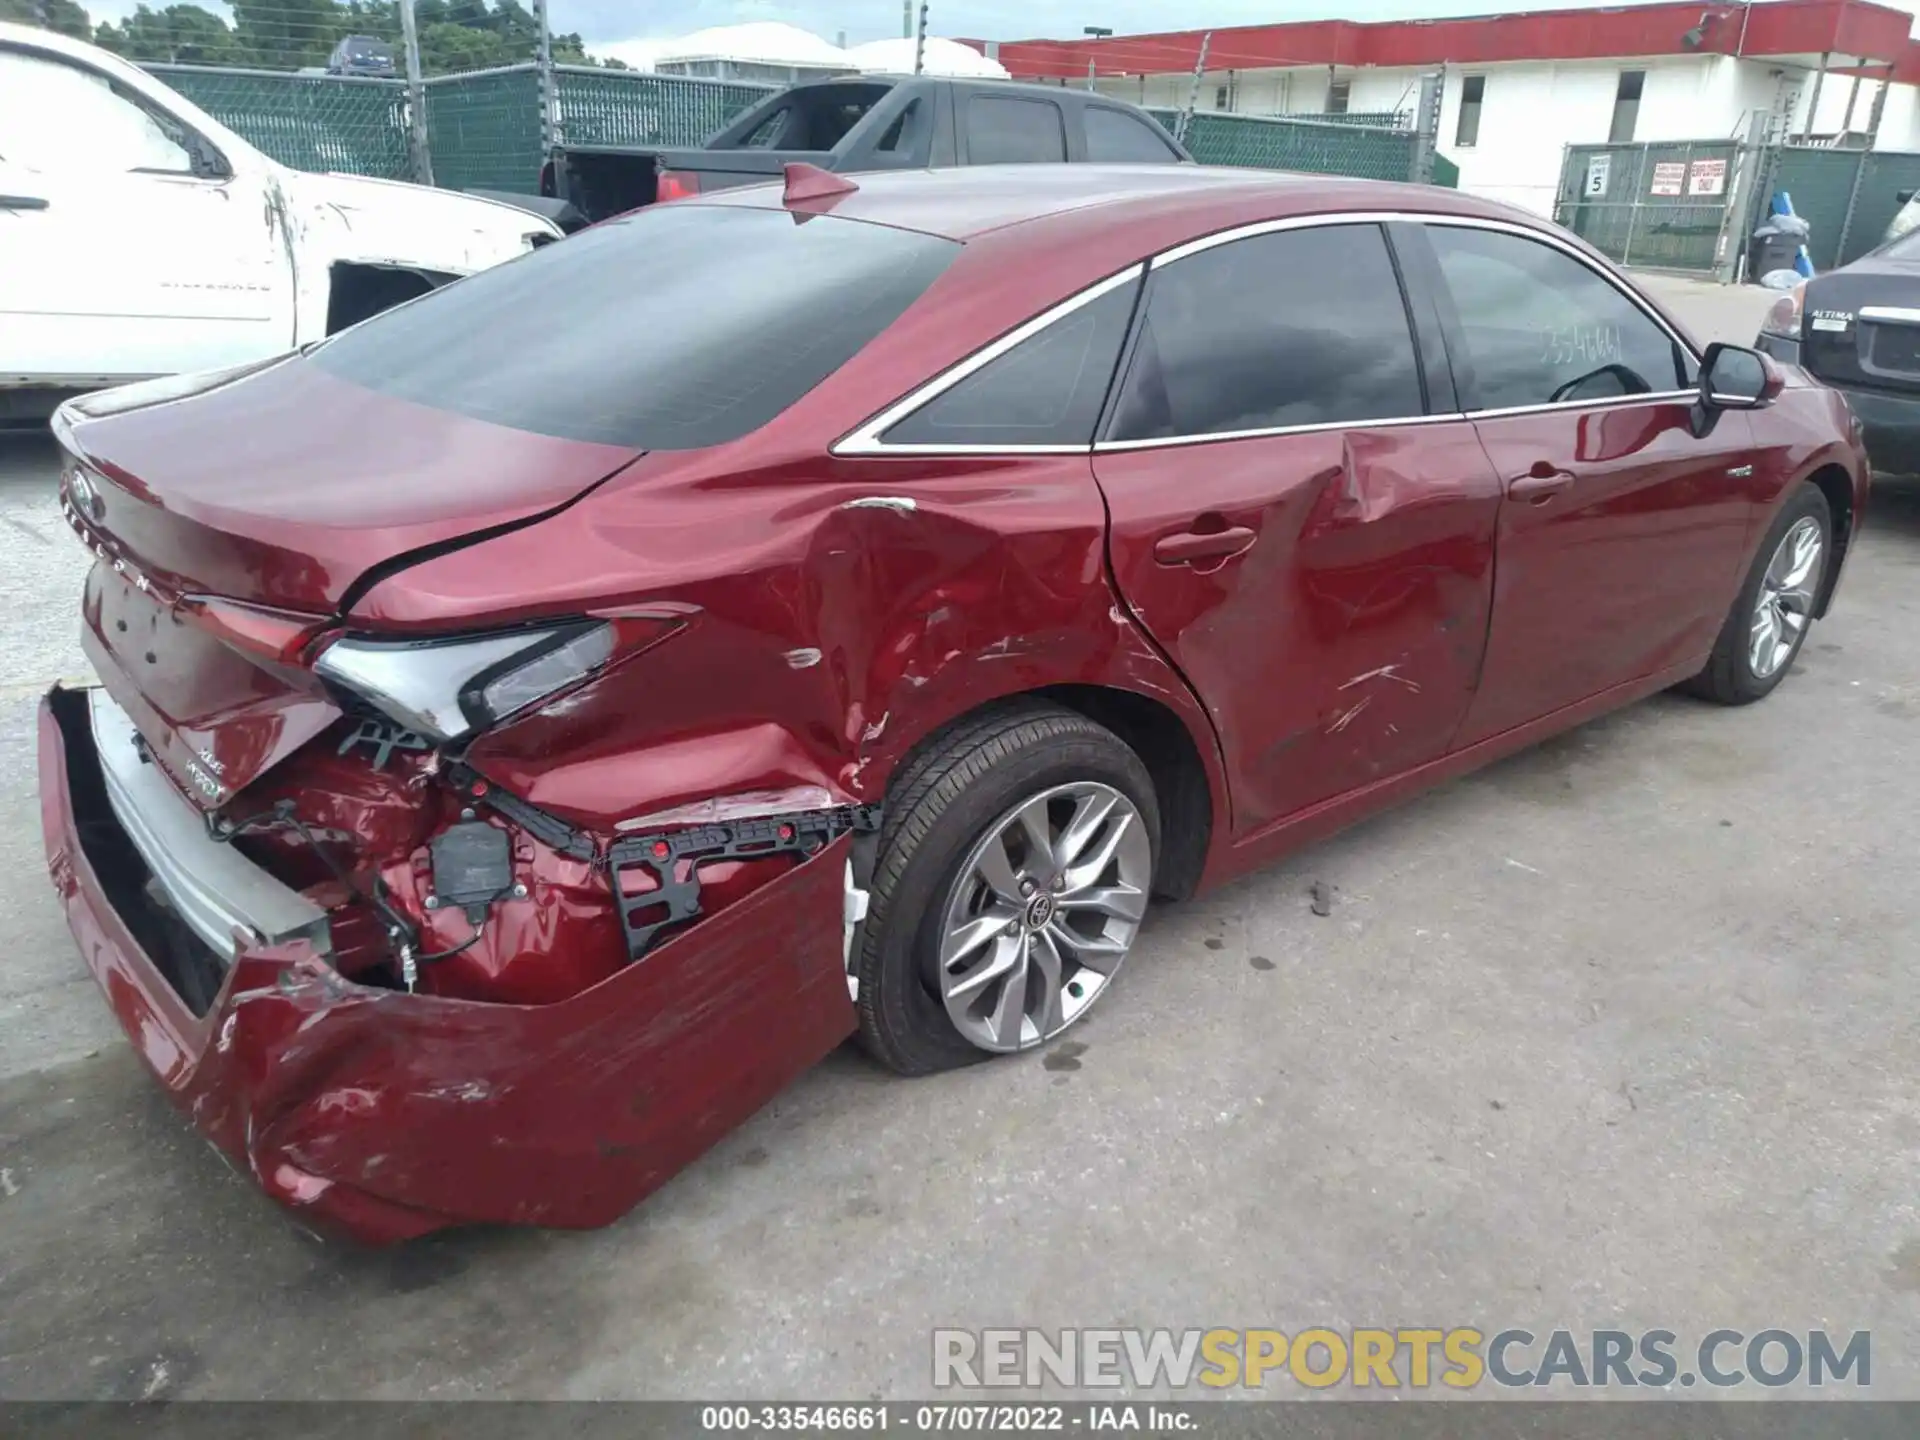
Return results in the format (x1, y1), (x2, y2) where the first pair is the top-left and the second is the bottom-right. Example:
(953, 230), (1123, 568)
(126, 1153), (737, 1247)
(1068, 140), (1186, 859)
(39, 686), (858, 1244)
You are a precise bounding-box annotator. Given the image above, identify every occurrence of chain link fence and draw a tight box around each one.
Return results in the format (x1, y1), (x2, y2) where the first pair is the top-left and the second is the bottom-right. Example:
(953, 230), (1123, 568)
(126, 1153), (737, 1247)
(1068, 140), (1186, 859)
(1150, 109), (1418, 183)
(421, 65), (544, 193)
(150, 63), (413, 179)
(1763, 145), (1920, 270)
(1554, 140), (1746, 274)
(554, 66), (779, 152)
(142, 62), (1436, 196)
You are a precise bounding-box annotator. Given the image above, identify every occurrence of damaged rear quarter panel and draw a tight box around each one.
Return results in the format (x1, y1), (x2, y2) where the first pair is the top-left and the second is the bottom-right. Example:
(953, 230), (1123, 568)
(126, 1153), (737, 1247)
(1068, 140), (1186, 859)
(348, 445), (1229, 836)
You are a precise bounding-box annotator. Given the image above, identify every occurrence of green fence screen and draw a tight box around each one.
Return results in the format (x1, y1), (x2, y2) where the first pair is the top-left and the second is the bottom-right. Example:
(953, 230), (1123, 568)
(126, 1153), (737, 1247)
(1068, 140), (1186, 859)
(142, 63), (1428, 195)
(424, 67), (544, 194)
(1767, 146), (1920, 270)
(554, 67), (779, 151)
(148, 64), (411, 179)
(1555, 140), (1744, 273)
(1149, 109), (1416, 182)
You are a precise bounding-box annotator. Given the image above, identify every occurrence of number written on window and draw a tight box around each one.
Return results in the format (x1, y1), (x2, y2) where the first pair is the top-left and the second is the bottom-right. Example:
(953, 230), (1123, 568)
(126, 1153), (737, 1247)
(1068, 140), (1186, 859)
(1425, 225), (1691, 409)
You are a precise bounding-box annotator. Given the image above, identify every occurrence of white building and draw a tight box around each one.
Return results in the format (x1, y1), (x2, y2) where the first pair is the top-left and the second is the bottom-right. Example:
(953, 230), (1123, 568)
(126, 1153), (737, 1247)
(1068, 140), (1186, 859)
(989, 0), (1920, 217)
(651, 22), (851, 86)
(846, 37), (1012, 80)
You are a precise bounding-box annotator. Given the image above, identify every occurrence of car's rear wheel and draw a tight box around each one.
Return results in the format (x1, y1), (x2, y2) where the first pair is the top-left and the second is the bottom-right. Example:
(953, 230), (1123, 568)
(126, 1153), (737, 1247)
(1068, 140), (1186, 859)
(854, 702), (1158, 1076)
(1684, 482), (1831, 705)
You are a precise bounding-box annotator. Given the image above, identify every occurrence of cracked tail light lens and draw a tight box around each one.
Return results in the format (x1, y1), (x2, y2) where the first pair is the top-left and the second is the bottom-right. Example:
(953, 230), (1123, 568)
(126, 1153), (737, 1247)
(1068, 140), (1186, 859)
(315, 618), (668, 743)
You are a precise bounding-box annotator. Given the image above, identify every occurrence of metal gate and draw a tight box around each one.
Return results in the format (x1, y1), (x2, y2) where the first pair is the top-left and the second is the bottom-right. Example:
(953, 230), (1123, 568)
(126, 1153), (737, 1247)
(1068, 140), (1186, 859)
(1554, 140), (1752, 275)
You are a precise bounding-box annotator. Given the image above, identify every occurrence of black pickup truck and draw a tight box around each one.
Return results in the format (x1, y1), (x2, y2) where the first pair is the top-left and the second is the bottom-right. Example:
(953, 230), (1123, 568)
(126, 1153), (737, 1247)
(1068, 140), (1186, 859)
(531, 73), (1192, 230)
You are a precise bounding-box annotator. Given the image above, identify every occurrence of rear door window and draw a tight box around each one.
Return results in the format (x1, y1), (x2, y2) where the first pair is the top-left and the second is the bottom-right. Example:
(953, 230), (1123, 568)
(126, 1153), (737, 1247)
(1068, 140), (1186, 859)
(1084, 107), (1182, 162)
(1107, 223), (1425, 441)
(882, 276), (1140, 447)
(310, 205), (958, 450)
(967, 95), (1067, 163)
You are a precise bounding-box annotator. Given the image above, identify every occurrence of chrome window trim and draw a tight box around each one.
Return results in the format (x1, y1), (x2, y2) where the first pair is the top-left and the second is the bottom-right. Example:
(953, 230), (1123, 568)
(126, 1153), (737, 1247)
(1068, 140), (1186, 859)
(833, 211), (1702, 459)
(1859, 305), (1920, 326)
(831, 263), (1146, 457)
(1094, 410), (1465, 454)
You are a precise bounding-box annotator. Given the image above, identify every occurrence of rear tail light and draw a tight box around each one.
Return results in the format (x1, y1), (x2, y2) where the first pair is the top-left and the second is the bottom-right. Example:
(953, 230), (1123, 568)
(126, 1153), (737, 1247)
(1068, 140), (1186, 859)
(1762, 282), (1806, 339)
(655, 169), (701, 203)
(313, 616), (680, 744)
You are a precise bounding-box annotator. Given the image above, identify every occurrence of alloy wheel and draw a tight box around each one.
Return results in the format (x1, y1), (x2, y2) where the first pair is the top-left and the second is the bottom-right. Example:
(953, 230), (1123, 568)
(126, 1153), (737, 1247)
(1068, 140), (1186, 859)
(1749, 516), (1824, 680)
(935, 781), (1151, 1053)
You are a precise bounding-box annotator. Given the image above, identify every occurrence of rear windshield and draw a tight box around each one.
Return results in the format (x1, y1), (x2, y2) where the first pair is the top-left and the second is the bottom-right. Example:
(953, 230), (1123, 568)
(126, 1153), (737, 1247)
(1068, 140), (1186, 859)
(310, 204), (958, 450)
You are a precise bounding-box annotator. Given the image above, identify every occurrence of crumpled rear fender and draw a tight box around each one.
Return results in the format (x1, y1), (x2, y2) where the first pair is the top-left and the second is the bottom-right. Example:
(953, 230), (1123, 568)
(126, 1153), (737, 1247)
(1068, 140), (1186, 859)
(349, 449), (1230, 840)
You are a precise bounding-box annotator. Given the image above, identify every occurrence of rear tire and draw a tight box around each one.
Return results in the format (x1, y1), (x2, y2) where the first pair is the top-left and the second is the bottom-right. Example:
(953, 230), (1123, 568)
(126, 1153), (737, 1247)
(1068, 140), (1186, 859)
(854, 701), (1159, 1077)
(1683, 483), (1830, 706)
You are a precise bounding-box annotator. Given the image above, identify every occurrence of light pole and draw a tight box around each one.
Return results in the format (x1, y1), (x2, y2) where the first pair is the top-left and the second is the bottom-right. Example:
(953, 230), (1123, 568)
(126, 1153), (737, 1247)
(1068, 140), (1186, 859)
(1084, 25), (1111, 90)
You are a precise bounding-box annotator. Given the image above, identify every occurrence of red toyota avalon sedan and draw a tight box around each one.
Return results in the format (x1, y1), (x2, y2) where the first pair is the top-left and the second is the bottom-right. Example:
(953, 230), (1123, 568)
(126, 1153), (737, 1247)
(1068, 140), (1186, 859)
(40, 164), (1868, 1243)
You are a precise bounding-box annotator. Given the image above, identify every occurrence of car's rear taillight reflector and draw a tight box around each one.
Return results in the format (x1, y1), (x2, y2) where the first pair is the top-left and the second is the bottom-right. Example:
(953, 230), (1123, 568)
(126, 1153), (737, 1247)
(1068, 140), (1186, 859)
(655, 169), (701, 203)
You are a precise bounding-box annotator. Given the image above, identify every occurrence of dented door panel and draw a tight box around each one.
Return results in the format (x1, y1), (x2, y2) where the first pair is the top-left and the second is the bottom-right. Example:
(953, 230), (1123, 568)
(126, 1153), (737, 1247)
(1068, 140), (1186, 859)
(1093, 423), (1503, 837)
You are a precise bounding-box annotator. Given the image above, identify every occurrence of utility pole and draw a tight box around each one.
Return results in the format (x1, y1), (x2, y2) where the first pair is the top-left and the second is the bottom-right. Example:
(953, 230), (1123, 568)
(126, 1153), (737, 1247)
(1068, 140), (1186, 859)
(1176, 31), (1212, 146)
(398, 0), (433, 186)
(913, 0), (929, 75)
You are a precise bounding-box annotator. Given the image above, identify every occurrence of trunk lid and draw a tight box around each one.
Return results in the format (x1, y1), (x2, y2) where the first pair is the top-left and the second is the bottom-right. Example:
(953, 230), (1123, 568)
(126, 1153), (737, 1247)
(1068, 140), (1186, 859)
(1798, 262), (1920, 392)
(60, 355), (642, 614)
(60, 356), (642, 808)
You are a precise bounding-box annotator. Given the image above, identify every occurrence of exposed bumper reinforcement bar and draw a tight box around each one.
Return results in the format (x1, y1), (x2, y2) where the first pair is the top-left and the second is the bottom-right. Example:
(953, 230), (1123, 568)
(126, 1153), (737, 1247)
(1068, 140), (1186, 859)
(90, 688), (330, 961)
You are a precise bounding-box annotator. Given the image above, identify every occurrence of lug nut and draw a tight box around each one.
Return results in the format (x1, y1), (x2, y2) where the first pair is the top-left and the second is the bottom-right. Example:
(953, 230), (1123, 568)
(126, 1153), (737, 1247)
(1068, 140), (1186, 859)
(1020, 878), (1036, 896)
(511, 883), (528, 899)
(425, 896), (440, 910)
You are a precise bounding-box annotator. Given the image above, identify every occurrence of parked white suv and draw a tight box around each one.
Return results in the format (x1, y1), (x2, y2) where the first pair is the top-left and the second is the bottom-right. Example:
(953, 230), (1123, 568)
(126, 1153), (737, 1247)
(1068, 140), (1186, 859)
(0, 23), (560, 419)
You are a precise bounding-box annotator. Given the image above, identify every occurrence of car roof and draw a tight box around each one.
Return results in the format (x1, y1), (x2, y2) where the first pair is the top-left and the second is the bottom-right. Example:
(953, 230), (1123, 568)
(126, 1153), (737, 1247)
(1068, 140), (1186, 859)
(697, 161), (1542, 245)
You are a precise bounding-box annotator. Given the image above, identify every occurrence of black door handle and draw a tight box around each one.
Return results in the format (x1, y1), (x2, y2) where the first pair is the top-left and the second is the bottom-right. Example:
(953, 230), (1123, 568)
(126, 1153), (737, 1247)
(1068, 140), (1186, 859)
(0, 194), (50, 211)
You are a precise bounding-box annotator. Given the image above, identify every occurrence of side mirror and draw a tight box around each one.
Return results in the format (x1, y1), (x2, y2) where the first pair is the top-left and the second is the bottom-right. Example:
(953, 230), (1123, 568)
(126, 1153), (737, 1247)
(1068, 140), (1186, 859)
(1691, 342), (1781, 437)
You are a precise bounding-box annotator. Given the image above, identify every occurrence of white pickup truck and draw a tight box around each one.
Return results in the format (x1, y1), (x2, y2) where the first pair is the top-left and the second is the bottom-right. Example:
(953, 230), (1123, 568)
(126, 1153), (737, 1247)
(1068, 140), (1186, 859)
(0, 23), (561, 421)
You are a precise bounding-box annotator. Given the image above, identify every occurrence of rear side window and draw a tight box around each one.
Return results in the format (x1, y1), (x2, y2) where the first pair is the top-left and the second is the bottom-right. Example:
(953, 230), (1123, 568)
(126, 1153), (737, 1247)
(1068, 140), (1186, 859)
(968, 95), (1067, 163)
(310, 205), (957, 450)
(882, 277), (1140, 447)
(1085, 107), (1181, 162)
(1108, 224), (1425, 441)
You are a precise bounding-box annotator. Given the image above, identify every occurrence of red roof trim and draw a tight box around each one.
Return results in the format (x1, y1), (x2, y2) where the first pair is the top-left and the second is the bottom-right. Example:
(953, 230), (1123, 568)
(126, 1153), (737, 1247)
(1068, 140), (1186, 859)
(969, 0), (1915, 79)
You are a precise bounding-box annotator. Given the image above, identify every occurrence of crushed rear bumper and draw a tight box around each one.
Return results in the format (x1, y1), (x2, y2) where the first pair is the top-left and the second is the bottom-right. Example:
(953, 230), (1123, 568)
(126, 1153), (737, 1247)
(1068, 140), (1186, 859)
(39, 685), (858, 1244)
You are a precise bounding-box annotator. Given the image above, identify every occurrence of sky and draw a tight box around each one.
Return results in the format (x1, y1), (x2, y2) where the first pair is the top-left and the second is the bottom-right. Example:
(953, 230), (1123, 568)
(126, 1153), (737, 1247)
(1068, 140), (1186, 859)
(72, 0), (1920, 50)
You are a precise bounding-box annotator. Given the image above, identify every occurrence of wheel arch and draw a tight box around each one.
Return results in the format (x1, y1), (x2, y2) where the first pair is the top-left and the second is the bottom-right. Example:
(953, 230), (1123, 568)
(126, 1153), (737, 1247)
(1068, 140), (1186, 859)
(1803, 462), (1854, 618)
(879, 682), (1222, 903)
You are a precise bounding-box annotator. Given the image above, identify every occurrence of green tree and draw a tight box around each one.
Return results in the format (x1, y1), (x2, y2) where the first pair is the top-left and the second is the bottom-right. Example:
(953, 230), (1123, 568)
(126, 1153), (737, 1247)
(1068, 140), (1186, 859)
(0, 0), (93, 38)
(230, 0), (344, 69)
(95, 4), (241, 64)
